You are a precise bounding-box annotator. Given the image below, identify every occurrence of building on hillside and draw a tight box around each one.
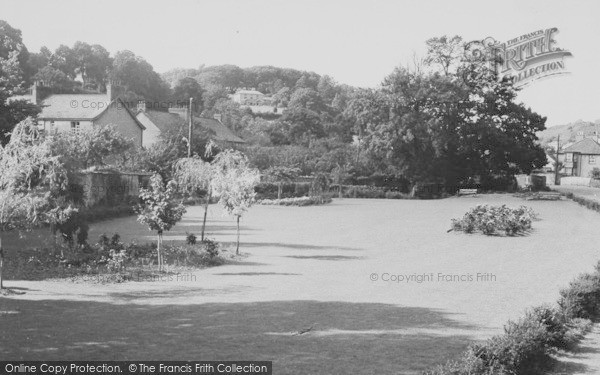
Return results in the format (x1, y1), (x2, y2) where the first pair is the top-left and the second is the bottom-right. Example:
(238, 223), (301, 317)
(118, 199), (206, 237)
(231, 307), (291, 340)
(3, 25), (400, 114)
(231, 89), (266, 106)
(230, 89), (285, 115)
(559, 137), (600, 177)
(136, 104), (245, 148)
(22, 83), (145, 147)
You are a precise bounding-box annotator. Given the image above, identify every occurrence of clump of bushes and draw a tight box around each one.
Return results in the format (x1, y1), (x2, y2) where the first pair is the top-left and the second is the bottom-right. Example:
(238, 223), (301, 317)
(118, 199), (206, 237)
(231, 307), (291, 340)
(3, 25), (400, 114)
(257, 196), (333, 206)
(450, 205), (537, 236)
(424, 263), (600, 375)
(558, 262), (600, 321)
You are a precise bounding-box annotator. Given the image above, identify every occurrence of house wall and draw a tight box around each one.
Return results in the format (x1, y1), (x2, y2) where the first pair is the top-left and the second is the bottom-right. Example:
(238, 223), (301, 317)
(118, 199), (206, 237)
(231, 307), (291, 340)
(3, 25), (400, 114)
(578, 154), (599, 178)
(136, 112), (161, 148)
(39, 120), (93, 134)
(94, 104), (143, 147)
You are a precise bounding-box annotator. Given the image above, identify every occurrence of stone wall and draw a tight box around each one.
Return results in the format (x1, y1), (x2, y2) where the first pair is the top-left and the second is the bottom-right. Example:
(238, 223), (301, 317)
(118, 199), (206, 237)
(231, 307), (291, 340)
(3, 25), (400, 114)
(74, 171), (152, 207)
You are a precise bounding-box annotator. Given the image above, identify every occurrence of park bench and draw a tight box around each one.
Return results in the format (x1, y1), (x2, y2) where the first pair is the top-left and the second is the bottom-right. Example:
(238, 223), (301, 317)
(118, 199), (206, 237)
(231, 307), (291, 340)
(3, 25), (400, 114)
(458, 188), (478, 196)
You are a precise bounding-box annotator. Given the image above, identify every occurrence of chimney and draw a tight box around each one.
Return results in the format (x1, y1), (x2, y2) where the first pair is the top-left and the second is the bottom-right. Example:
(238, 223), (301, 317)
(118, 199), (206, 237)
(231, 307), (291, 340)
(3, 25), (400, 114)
(576, 131), (584, 142)
(137, 100), (146, 113)
(213, 113), (222, 122)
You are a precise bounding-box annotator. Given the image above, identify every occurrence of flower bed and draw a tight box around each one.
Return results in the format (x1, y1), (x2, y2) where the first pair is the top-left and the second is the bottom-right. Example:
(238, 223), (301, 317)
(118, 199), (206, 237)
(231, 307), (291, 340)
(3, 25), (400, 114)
(257, 196), (332, 206)
(450, 204), (537, 236)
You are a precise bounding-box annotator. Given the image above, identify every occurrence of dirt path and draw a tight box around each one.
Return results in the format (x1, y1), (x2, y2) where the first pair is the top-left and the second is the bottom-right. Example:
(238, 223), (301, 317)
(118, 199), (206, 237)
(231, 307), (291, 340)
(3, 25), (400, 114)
(549, 325), (600, 374)
(3, 196), (600, 374)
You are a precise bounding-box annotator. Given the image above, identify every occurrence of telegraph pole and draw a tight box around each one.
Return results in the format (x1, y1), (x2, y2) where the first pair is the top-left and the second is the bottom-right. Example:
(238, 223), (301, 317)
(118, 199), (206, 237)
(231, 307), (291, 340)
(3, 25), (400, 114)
(554, 135), (560, 185)
(188, 97), (193, 157)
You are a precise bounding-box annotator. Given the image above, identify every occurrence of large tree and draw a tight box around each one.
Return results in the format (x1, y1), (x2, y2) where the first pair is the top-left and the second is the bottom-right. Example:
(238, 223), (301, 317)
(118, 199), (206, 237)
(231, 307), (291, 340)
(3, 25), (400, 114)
(357, 40), (546, 194)
(109, 50), (170, 103)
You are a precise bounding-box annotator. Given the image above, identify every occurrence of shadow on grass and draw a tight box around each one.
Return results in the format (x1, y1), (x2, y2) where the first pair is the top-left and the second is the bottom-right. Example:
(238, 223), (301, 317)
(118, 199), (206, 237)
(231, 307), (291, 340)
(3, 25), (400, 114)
(283, 255), (364, 261)
(0, 298), (483, 374)
(221, 241), (362, 251)
(215, 272), (301, 276)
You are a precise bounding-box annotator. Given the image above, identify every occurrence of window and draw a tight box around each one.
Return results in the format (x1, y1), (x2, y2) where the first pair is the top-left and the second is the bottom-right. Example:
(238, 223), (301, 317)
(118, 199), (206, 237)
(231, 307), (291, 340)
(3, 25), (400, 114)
(590, 156), (596, 164)
(70, 121), (80, 134)
(566, 153), (572, 162)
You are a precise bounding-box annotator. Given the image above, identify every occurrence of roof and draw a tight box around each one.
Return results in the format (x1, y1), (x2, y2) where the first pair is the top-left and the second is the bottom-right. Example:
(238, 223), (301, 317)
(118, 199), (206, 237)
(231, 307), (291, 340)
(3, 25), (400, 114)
(562, 138), (600, 155)
(194, 117), (246, 144)
(38, 94), (109, 120)
(39, 94), (145, 131)
(142, 110), (185, 133)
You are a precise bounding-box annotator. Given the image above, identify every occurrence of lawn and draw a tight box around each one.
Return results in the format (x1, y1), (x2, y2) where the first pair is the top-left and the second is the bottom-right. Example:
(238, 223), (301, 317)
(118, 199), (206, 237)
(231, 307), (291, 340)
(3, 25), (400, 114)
(1, 195), (600, 374)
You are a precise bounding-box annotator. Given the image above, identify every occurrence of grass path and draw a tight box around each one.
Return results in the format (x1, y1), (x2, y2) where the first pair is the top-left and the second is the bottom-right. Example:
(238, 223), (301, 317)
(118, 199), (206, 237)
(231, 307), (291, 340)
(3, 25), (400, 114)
(2, 195), (600, 373)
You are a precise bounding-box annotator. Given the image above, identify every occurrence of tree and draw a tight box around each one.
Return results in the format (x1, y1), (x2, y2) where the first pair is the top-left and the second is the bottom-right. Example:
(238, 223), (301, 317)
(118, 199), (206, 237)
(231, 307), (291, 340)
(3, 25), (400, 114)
(424, 35), (464, 76)
(51, 45), (78, 80)
(34, 66), (75, 92)
(310, 173), (329, 204)
(172, 77), (204, 113)
(109, 50), (170, 103)
(48, 125), (137, 172)
(174, 157), (213, 241)
(135, 174), (186, 272)
(0, 20), (30, 82)
(0, 50), (41, 144)
(264, 166), (301, 199)
(0, 118), (69, 289)
(359, 43), (546, 194)
(211, 150), (260, 254)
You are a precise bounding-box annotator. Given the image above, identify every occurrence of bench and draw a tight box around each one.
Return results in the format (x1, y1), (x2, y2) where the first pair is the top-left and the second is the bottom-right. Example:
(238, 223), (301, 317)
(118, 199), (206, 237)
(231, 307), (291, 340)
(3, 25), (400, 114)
(458, 188), (478, 196)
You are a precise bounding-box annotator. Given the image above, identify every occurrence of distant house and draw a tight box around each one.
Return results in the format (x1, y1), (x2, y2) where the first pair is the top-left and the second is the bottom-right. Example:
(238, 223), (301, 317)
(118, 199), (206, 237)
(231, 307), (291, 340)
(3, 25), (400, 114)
(30, 84), (145, 147)
(230, 89), (284, 115)
(559, 137), (600, 177)
(136, 105), (245, 148)
(232, 89), (265, 106)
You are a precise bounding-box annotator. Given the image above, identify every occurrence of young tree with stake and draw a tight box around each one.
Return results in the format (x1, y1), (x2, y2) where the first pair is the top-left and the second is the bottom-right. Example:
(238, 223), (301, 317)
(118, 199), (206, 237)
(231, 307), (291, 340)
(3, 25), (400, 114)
(174, 156), (213, 241)
(211, 150), (260, 254)
(135, 174), (186, 272)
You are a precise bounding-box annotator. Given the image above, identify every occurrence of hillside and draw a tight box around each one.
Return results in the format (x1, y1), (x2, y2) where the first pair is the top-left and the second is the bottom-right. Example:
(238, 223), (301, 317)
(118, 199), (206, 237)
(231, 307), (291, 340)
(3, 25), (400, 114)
(538, 119), (600, 146)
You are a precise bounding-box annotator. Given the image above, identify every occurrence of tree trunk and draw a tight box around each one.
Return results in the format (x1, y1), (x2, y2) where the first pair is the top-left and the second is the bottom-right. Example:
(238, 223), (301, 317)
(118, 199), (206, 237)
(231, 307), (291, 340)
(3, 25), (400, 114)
(0, 235), (3, 290)
(277, 183), (282, 200)
(201, 192), (211, 241)
(410, 183), (420, 198)
(236, 216), (240, 255)
(157, 232), (163, 272)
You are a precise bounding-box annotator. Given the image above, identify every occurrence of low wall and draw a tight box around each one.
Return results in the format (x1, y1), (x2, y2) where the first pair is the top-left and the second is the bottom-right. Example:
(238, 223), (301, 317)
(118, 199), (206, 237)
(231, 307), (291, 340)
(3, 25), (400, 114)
(74, 171), (152, 207)
(560, 176), (592, 187)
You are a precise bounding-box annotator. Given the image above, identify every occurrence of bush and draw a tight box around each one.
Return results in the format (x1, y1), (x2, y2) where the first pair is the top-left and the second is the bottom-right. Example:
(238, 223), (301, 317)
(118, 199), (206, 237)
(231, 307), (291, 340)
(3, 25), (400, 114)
(254, 182), (311, 200)
(202, 238), (219, 258)
(451, 205), (537, 236)
(558, 272), (600, 320)
(425, 262), (600, 374)
(257, 196), (332, 206)
(186, 232), (197, 245)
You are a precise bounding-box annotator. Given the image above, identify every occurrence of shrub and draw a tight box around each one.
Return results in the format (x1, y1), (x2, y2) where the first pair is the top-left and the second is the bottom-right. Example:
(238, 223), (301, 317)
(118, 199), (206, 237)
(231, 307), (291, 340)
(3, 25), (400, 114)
(186, 232), (197, 245)
(558, 272), (600, 320)
(451, 205), (537, 236)
(257, 196), (332, 206)
(468, 317), (551, 374)
(202, 238), (219, 258)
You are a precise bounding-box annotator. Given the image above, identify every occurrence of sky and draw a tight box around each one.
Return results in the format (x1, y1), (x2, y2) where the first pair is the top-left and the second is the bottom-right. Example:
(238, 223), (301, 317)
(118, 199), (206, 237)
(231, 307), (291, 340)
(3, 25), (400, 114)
(2, 0), (599, 127)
